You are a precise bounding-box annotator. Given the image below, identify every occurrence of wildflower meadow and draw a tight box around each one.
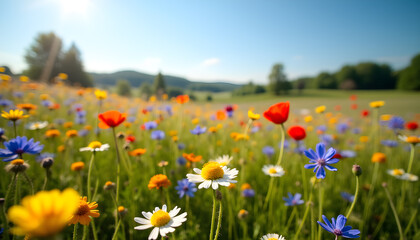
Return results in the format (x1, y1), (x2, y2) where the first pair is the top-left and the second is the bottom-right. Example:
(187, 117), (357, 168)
(0, 77), (419, 240)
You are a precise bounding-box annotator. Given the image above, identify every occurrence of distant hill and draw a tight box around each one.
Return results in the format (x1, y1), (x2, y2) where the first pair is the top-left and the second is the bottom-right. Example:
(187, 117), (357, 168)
(89, 70), (242, 92)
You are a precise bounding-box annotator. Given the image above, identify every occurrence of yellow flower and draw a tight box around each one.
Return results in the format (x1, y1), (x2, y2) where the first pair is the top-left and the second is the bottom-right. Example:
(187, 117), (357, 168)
(370, 101), (385, 108)
(20, 75), (29, 82)
(0, 67), (5, 72)
(359, 136), (369, 143)
(315, 105), (326, 114)
(58, 73), (68, 80)
(40, 94), (49, 100)
(1, 109), (29, 121)
(248, 110), (260, 120)
(66, 130), (78, 138)
(380, 114), (392, 121)
(0, 74), (11, 81)
(398, 135), (420, 145)
(71, 162), (85, 171)
(7, 188), (79, 237)
(68, 196), (100, 226)
(191, 118), (200, 125)
(304, 115), (313, 123)
(94, 89), (107, 100)
(148, 174), (171, 190)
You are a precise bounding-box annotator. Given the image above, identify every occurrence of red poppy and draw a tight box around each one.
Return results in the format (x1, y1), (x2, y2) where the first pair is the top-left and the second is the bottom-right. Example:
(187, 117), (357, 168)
(142, 108), (148, 114)
(333, 153), (342, 159)
(216, 110), (226, 120)
(287, 125), (306, 141)
(350, 95), (357, 101)
(263, 102), (290, 125)
(126, 135), (136, 143)
(176, 95), (189, 104)
(98, 110), (127, 129)
(406, 121), (418, 131)
(351, 104), (358, 110)
(335, 105), (341, 111)
(361, 110), (370, 117)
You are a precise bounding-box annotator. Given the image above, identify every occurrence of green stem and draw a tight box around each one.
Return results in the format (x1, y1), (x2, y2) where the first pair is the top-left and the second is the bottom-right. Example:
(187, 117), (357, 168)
(209, 190), (217, 240)
(404, 208), (417, 236)
(383, 184), (405, 240)
(276, 124), (286, 166)
(14, 173), (20, 206)
(407, 144), (415, 173)
(317, 185), (324, 240)
(361, 162), (379, 236)
(214, 200), (223, 240)
(91, 220), (99, 240)
(263, 177), (275, 209)
(12, 121), (17, 138)
(111, 219), (122, 240)
(22, 172), (34, 195)
(285, 207), (297, 232)
(111, 128), (122, 238)
(42, 169), (50, 190)
(73, 223), (78, 240)
(294, 192), (313, 240)
(87, 152), (95, 201)
(243, 119), (252, 136)
(345, 176), (359, 218)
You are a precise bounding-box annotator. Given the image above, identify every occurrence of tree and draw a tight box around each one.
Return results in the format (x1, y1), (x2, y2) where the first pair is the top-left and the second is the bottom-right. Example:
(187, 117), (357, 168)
(315, 72), (338, 89)
(24, 32), (62, 82)
(139, 82), (153, 99)
(167, 87), (184, 98)
(116, 79), (132, 97)
(154, 72), (166, 98)
(355, 62), (395, 89)
(60, 44), (93, 87)
(268, 63), (290, 95)
(397, 53), (420, 90)
(335, 65), (359, 89)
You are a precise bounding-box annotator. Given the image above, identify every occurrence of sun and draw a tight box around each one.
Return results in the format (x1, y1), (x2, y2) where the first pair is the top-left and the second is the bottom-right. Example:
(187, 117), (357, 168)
(59, 0), (92, 17)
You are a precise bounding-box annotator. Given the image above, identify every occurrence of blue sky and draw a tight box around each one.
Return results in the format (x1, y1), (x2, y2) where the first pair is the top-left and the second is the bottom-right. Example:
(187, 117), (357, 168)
(1, 0), (420, 84)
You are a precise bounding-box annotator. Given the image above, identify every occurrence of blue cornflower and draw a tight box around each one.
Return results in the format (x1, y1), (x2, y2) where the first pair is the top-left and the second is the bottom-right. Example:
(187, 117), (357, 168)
(0, 227), (3, 236)
(143, 121), (158, 130)
(381, 140), (398, 148)
(176, 156), (187, 165)
(262, 146), (275, 158)
(78, 129), (89, 137)
(283, 192), (304, 206)
(0, 128), (5, 136)
(340, 192), (354, 203)
(318, 214), (360, 238)
(0, 136), (44, 162)
(320, 134), (334, 146)
(164, 105), (173, 116)
(242, 189), (255, 198)
(41, 100), (53, 107)
(190, 125), (207, 135)
(388, 116), (405, 131)
(151, 130), (165, 140)
(317, 125), (327, 132)
(13, 92), (23, 98)
(352, 128), (361, 134)
(304, 143), (339, 179)
(0, 99), (13, 107)
(127, 116), (136, 123)
(250, 126), (260, 133)
(177, 143), (186, 150)
(340, 150), (356, 158)
(278, 139), (290, 149)
(175, 179), (197, 198)
(336, 123), (349, 134)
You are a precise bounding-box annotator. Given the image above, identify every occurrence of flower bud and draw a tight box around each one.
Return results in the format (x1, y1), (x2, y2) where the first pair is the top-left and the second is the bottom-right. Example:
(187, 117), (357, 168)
(41, 157), (54, 169)
(352, 165), (362, 176)
(5, 159), (30, 173)
(104, 181), (116, 190)
(237, 209), (249, 220)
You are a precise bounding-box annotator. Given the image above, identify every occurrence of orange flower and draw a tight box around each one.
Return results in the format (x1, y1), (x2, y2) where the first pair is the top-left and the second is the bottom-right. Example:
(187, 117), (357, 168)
(371, 152), (386, 163)
(16, 103), (37, 111)
(129, 148), (147, 156)
(176, 95), (189, 104)
(148, 174), (171, 189)
(45, 129), (60, 138)
(216, 110), (226, 120)
(98, 110), (127, 129)
(71, 162), (85, 171)
(182, 153), (202, 162)
(66, 130), (78, 138)
(68, 196), (100, 226)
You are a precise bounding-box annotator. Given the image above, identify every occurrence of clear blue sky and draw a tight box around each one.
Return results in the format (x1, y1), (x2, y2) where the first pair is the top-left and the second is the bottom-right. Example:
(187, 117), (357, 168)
(1, 0), (420, 84)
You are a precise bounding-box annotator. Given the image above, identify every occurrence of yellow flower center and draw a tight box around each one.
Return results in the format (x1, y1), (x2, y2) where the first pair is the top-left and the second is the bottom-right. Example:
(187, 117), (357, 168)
(118, 206), (125, 212)
(201, 162), (224, 180)
(88, 141), (102, 149)
(11, 159), (24, 165)
(150, 210), (171, 227)
(392, 169), (404, 176)
(268, 168), (277, 174)
(268, 238), (277, 240)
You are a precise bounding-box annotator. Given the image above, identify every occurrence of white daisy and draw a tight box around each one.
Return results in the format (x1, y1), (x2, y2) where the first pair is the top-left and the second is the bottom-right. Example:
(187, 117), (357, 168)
(79, 141), (110, 152)
(261, 233), (286, 240)
(212, 155), (233, 166)
(27, 121), (48, 130)
(187, 162), (238, 190)
(263, 165), (285, 177)
(134, 205), (187, 240)
(387, 169), (405, 179)
(400, 173), (418, 182)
